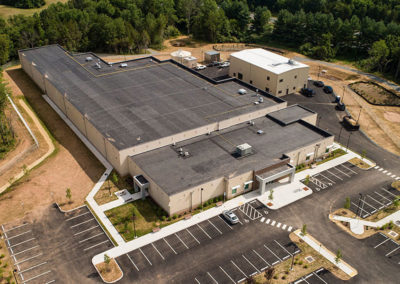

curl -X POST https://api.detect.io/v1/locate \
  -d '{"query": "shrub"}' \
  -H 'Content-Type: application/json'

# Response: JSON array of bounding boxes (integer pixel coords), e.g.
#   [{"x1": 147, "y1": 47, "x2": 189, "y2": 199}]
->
[
  {"x1": 172, "y1": 214, "x2": 178, "y2": 220},
  {"x1": 281, "y1": 275, "x2": 286, "y2": 280},
  {"x1": 0, "y1": 254, "x2": 4, "y2": 259},
  {"x1": 303, "y1": 264, "x2": 308, "y2": 268},
  {"x1": 273, "y1": 275, "x2": 278, "y2": 279},
  {"x1": 167, "y1": 217, "x2": 172, "y2": 221},
  {"x1": 213, "y1": 197, "x2": 218, "y2": 203},
  {"x1": 161, "y1": 216, "x2": 166, "y2": 221}
]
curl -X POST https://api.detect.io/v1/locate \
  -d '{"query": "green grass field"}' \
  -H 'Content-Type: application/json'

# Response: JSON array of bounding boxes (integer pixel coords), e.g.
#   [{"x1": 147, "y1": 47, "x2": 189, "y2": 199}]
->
[{"x1": 0, "y1": 0, "x2": 67, "y2": 18}]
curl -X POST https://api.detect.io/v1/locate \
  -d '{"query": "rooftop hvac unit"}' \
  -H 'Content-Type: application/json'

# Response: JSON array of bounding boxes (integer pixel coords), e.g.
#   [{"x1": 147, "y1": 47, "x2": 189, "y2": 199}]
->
[
  {"x1": 238, "y1": 89, "x2": 247, "y2": 95},
  {"x1": 258, "y1": 97, "x2": 264, "y2": 103},
  {"x1": 120, "y1": 63, "x2": 128, "y2": 68},
  {"x1": 257, "y1": 130, "x2": 264, "y2": 134},
  {"x1": 86, "y1": 57, "x2": 93, "y2": 62},
  {"x1": 236, "y1": 143, "x2": 252, "y2": 157},
  {"x1": 94, "y1": 62, "x2": 101, "y2": 69}
]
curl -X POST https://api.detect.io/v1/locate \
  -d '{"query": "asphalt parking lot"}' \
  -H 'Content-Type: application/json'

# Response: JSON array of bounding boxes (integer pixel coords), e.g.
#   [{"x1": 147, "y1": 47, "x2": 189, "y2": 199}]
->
[
  {"x1": 195, "y1": 65, "x2": 230, "y2": 81},
  {"x1": 364, "y1": 233, "x2": 400, "y2": 266},
  {"x1": 117, "y1": 200, "x2": 300, "y2": 283},
  {"x1": 292, "y1": 268, "x2": 342, "y2": 284},
  {"x1": 302, "y1": 162, "x2": 360, "y2": 192},
  {"x1": 1, "y1": 205, "x2": 113, "y2": 283}
]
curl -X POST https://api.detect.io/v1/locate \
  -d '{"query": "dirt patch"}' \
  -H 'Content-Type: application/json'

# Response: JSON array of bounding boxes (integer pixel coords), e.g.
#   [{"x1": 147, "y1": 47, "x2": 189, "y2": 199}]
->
[
  {"x1": 96, "y1": 258, "x2": 123, "y2": 283},
  {"x1": 348, "y1": 157, "x2": 372, "y2": 169},
  {"x1": 392, "y1": 180, "x2": 400, "y2": 191},
  {"x1": 0, "y1": 67, "x2": 104, "y2": 224},
  {"x1": 384, "y1": 111, "x2": 400, "y2": 122},
  {"x1": 349, "y1": 81, "x2": 400, "y2": 106}
]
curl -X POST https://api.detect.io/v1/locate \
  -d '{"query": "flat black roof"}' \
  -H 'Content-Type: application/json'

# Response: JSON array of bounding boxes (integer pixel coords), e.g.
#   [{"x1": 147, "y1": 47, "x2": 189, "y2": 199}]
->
[
  {"x1": 131, "y1": 116, "x2": 332, "y2": 196},
  {"x1": 267, "y1": 104, "x2": 315, "y2": 125},
  {"x1": 21, "y1": 45, "x2": 280, "y2": 150}
]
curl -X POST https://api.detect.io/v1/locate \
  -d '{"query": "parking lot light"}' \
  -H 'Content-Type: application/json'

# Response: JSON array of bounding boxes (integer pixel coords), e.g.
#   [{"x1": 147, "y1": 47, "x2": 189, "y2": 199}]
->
[
  {"x1": 131, "y1": 214, "x2": 137, "y2": 239},
  {"x1": 13, "y1": 269, "x2": 18, "y2": 284},
  {"x1": 201, "y1": 188, "x2": 204, "y2": 211}
]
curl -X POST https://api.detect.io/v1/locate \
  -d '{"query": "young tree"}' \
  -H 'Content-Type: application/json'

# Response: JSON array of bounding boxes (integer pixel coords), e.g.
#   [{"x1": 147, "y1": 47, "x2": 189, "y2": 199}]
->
[
  {"x1": 66, "y1": 188, "x2": 72, "y2": 203},
  {"x1": 335, "y1": 249, "x2": 342, "y2": 263},
  {"x1": 301, "y1": 224, "x2": 307, "y2": 236},
  {"x1": 264, "y1": 267, "x2": 275, "y2": 284},
  {"x1": 268, "y1": 189, "x2": 274, "y2": 200},
  {"x1": 344, "y1": 197, "x2": 351, "y2": 209},
  {"x1": 361, "y1": 150, "x2": 367, "y2": 160},
  {"x1": 104, "y1": 253, "x2": 111, "y2": 272}
]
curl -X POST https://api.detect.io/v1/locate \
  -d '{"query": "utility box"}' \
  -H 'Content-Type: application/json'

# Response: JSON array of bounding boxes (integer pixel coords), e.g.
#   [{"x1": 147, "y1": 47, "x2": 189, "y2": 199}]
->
[
  {"x1": 205, "y1": 50, "x2": 220, "y2": 63},
  {"x1": 236, "y1": 143, "x2": 252, "y2": 157},
  {"x1": 183, "y1": 56, "x2": 198, "y2": 68}
]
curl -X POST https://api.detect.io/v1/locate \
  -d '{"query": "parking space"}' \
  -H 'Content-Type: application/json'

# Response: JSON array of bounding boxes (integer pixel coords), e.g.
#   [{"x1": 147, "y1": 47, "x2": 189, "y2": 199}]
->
[
  {"x1": 366, "y1": 233, "x2": 400, "y2": 266},
  {"x1": 304, "y1": 162, "x2": 359, "y2": 192},
  {"x1": 1, "y1": 205, "x2": 114, "y2": 283},
  {"x1": 192, "y1": 237, "x2": 300, "y2": 284},
  {"x1": 349, "y1": 184, "x2": 399, "y2": 218},
  {"x1": 292, "y1": 268, "x2": 342, "y2": 284}
]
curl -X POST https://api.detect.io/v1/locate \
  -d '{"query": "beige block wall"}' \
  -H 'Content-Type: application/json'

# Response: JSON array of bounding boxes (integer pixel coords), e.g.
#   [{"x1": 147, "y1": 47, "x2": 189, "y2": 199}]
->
[
  {"x1": 19, "y1": 53, "x2": 33, "y2": 78},
  {"x1": 64, "y1": 99, "x2": 87, "y2": 136},
  {"x1": 45, "y1": 79, "x2": 66, "y2": 113},
  {"x1": 31, "y1": 65, "x2": 45, "y2": 92},
  {"x1": 276, "y1": 67, "x2": 309, "y2": 96},
  {"x1": 284, "y1": 136, "x2": 335, "y2": 166},
  {"x1": 85, "y1": 119, "x2": 107, "y2": 157},
  {"x1": 225, "y1": 171, "x2": 255, "y2": 199}
]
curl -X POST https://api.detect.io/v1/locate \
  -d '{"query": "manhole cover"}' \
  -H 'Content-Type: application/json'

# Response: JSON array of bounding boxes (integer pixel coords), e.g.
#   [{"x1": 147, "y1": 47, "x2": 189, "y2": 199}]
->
[
  {"x1": 388, "y1": 231, "x2": 399, "y2": 238},
  {"x1": 305, "y1": 256, "x2": 315, "y2": 263}
]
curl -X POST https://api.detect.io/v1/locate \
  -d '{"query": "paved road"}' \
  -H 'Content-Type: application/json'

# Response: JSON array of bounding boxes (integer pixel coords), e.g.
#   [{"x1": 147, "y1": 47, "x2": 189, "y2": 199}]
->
[{"x1": 293, "y1": 56, "x2": 400, "y2": 92}]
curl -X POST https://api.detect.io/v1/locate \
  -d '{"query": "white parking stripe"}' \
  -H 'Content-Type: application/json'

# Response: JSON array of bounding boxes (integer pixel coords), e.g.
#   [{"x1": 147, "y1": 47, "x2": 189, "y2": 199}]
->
[
  {"x1": 2, "y1": 223, "x2": 28, "y2": 233},
  {"x1": 264, "y1": 244, "x2": 281, "y2": 261},
  {"x1": 70, "y1": 218, "x2": 94, "y2": 228},
  {"x1": 282, "y1": 224, "x2": 287, "y2": 230},
  {"x1": 374, "y1": 237, "x2": 390, "y2": 248},
  {"x1": 340, "y1": 164, "x2": 357, "y2": 174},
  {"x1": 374, "y1": 166, "x2": 380, "y2": 169},
  {"x1": 313, "y1": 271, "x2": 328, "y2": 284},
  {"x1": 218, "y1": 216, "x2": 233, "y2": 230},
  {"x1": 361, "y1": 199, "x2": 378, "y2": 211},
  {"x1": 6, "y1": 230, "x2": 32, "y2": 240},
  {"x1": 10, "y1": 238, "x2": 35, "y2": 248},
  {"x1": 366, "y1": 195, "x2": 385, "y2": 207},
  {"x1": 23, "y1": 270, "x2": 51, "y2": 283},
  {"x1": 266, "y1": 219, "x2": 271, "y2": 224},
  {"x1": 382, "y1": 188, "x2": 398, "y2": 198},
  {"x1": 374, "y1": 191, "x2": 392, "y2": 204},
  {"x1": 288, "y1": 226, "x2": 292, "y2": 232},
  {"x1": 326, "y1": 170, "x2": 342, "y2": 180},
  {"x1": 391, "y1": 175, "x2": 396, "y2": 178},
  {"x1": 387, "y1": 172, "x2": 391, "y2": 175},
  {"x1": 253, "y1": 249, "x2": 270, "y2": 266},
  {"x1": 208, "y1": 220, "x2": 222, "y2": 235},
  {"x1": 385, "y1": 245, "x2": 400, "y2": 256},
  {"x1": 194, "y1": 277, "x2": 201, "y2": 284},
  {"x1": 231, "y1": 260, "x2": 247, "y2": 278},
  {"x1": 11, "y1": 245, "x2": 39, "y2": 257},
  {"x1": 396, "y1": 177, "x2": 400, "y2": 180},
  {"x1": 383, "y1": 170, "x2": 388, "y2": 173},
  {"x1": 65, "y1": 211, "x2": 90, "y2": 221},
  {"x1": 127, "y1": 254, "x2": 139, "y2": 271},
  {"x1": 271, "y1": 221, "x2": 276, "y2": 226},
  {"x1": 260, "y1": 217, "x2": 265, "y2": 222},
  {"x1": 186, "y1": 229, "x2": 200, "y2": 244},
  {"x1": 139, "y1": 248, "x2": 152, "y2": 266},
  {"x1": 152, "y1": 243, "x2": 165, "y2": 260},
  {"x1": 276, "y1": 223, "x2": 281, "y2": 228},
  {"x1": 207, "y1": 272, "x2": 218, "y2": 284},
  {"x1": 74, "y1": 225, "x2": 99, "y2": 236},
  {"x1": 319, "y1": 172, "x2": 336, "y2": 183},
  {"x1": 163, "y1": 238, "x2": 177, "y2": 254},
  {"x1": 197, "y1": 224, "x2": 212, "y2": 239},
  {"x1": 351, "y1": 202, "x2": 370, "y2": 216},
  {"x1": 274, "y1": 240, "x2": 292, "y2": 256},
  {"x1": 334, "y1": 166, "x2": 350, "y2": 177},
  {"x1": 14, "y1": 254, "x2": 42, "y2": 265},
  {"x1": 18, "y1": 261, "x2": 47, "y2": 274},
  {"x1": 219, "y1": 266, "x2": 235, "y2": 283},
  {"x1": 83, "y1": 240, "x2": 109, "y2": 251},
  {"x1": 378, "y1": 168, "x2": 383, "y2": 171},
  {"x1": 175, "y1": 233, "x2": 189, "y2": 249},
  {"x1": 243, "y1": 254, "x2": 259, "y2": 273},
  {"x1": 45, "y1": 280, "x2": 55, "y2": 284},
  {"x1": 78, "y1": 233, "x2": 104, "y2": 243}
]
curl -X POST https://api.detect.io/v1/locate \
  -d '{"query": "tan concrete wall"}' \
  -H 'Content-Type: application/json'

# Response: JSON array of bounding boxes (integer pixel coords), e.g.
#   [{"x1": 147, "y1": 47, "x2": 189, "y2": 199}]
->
[
  {"x1": 128, "y1": 158, "x2": 170, "y2": 214},
  {"x1": 225, "y1": 171, "x2": 255, "y2": 199},
  {"x1": 301, "y1": 113, "x2": 318, "y2": 126},
  {"x1": 31, "y1": 65, "x2": 45, "y2": 92},
  {"x1": 19, "y1": 53, "x2": 32, "y2": 78},
  {"x1": 45, "y1": 79, "x2": 66, "y2": 113},
  {"x1": 284, "y1": 136, "x2": 335, "y2": 166},
  {"x1": 64, "y1": 99, "x2": 87, "y2": 136},
  {"x1": 229, "y1": 56, "x2": 309, "y2": 96},
  {"x1": 85, "y1": 119, "x2": 107, "y2": 157}
]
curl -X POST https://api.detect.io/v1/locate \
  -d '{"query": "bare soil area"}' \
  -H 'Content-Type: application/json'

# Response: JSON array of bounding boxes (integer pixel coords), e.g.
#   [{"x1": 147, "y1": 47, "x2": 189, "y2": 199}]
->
[
  {"x1": 384, "y1": 111, "x2": 400, "y2": 123},
  {"x1": 96, "y1": 258, "x2": 123, "y2": 283},
  {"x1": 348, "y1": 157, "x2": 371, "y2": 169},
  {"x1": 0, "y1": 67, "x2": 104, "y2": 224},
  {"x1": 349, "y1": 81, "x2": 400, "y2": 106}
]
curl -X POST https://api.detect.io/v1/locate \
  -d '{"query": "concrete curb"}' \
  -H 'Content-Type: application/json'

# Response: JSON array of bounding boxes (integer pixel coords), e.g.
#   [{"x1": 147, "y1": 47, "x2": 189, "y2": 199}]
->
[{"x1": 93, "y1": 258, "x2": 124, "y2": 284}]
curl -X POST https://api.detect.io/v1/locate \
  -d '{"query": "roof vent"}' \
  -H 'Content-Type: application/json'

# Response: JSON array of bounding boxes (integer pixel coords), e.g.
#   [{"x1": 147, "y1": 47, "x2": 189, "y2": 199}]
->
[
  {"x1": 257, "y1": 130, "x2": 264, "y2": 134},
  {"x1": 86, "y1": 56, "x2": 93, "y2": 62},
  {"x1": 258, "y1": 97, "x2": 264, "y2": 103},
  {"x1": 120, "y1": 63, "x2": 128, "y2": 68},
  {"x1": 236, "y1": 143, "x2": 252, "y2": 157},
  {"x1": 94, "y1": 62, "x2": 101, "y2": 69},
  {"x1": 238, "y1": 88, "x2": 247, "y2": 95},
  {"x1": 254, "y1": 101, "x2": 259, "y2": 105},
  {"x1": 248, "y1": 121, "x2": 255, "y2": 126}
]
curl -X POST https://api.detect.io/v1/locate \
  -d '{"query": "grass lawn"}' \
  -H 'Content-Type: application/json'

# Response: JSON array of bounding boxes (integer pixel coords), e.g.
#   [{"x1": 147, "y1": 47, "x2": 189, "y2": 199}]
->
[
  {"x1": 105, "y1": 196, "x2": 223, "y2": 241},
  {"x1": 94, "y1": 170, "x2": 134, "y2": 205},
  {"x1": 0, "y1": 0, "x2": 67, "y2": 18},
  {"x1": 348, "y1": 157, "x2": 371, "y2": 169}
]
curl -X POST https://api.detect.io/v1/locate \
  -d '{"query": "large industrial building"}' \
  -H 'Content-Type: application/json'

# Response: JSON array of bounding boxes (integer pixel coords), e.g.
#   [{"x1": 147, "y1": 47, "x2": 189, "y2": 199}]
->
[
  {"x1": 19, "y1": 45, "x2": 333, "y2": 215},
  {"x1": 229, "y1": 48, "x2": 309, "y2": 97}
]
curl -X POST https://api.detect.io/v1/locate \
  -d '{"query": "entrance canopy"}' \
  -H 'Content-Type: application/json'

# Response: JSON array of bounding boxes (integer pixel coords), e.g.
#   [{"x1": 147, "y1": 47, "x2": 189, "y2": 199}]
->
[{"x1": 256, "y1": 164, "x2": 295, "y2": 195}]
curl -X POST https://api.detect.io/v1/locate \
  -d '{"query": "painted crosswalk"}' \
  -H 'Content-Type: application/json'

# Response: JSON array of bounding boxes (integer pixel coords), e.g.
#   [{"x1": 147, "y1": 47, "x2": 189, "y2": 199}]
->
[
  {"x1": 260, "y1": 218, "x2": 294, "y2": 232},
  {"x1": 374, "y1": 166, "x2": 399, "y2": 181}
]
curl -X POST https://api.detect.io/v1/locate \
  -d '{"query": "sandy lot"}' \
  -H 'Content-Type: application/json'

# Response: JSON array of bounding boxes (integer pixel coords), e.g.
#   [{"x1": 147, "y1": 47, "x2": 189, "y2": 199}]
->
[{"x1": 0, "y1": 67, "x2": 104, "y2": 224}]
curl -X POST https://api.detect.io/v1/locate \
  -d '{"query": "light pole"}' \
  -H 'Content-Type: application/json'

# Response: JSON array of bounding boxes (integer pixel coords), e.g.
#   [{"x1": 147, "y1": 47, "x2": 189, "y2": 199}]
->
[
  {"x1": 356, "y1": 193, "x2": 363, "y2": 218},
  {"x1": 317, "y1": 66, "x2": 321, "y2": 81},
  {"x1": 317, "y1": 115, "x2": 322, "y2": 127},
  {"x1": 290, "y1": 245, "x2": 296, "y2": 271},
  {"x1": 338, "y1": 125, "x2": 344, "y2": 144},
  {"x1": 131, "y1": 213, "x2": 137, "y2": 239},
  {"x1": 13, "y1": 269, "x2": 18, "y2": 284},
  {"x1": 356, "y1": 106, "x2": 363, "y2": 124},
  {"x1": 200, "y1": 188, "x2": 202, "y2": 211}
]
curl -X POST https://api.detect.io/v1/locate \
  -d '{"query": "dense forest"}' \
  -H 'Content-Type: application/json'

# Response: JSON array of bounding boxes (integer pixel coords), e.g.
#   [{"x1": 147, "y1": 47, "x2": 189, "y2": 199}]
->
[
  {"x1": 0, "y1": 0, "x2": 45, "y2": 9},
  {"x1": 0, "y1": 0, "x2": 399, "y2": 80}
]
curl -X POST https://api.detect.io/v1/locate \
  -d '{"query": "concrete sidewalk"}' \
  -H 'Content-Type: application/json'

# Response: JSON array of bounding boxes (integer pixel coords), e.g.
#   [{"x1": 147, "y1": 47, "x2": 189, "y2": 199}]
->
[
  {"x1": 295, "y1": 229, "x2": 358, "y2": 278},
  {"x1": 331, "y1": 210, "x2": 400, "y2": 235}
]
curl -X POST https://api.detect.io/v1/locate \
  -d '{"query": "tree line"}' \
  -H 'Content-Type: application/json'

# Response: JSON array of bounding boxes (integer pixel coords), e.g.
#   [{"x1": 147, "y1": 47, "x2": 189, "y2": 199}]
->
[{"x1": 0, "y1": 0, "x2": 45, "y2": 9}]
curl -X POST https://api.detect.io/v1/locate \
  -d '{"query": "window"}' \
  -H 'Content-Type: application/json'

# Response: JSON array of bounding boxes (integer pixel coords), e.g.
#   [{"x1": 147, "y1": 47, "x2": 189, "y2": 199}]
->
[
  {"x1": 267, "y1": 76, "x2": 270, "y2": 81},
  {"x1": 306, "y1": 155, "x2": 310, "y2": 161},
  {"x1": 278, "y1": 90, "x2": 282, "y2": 94},
  {"x1": 266, "y1": 88, "x2": 270, "y2": 92},
  {"x1": 232, "y1": 186, "x2": 239, "y2": 194},
  {"x1": 250, "y1": 80, "x2": 253, "y2": 84},
  {"x1": 244, "y1": 181, "x2": 253, "y2": 190},
  {"x1": 325, "y1": 147, "x2": 329, "y2": 153},
  {"x1": 293, "y1": 86, "x2": 296, "y2": 90},
  {"x1": 279, "y1": 79, "x2": 283, "y2": 83},
  {"x1": 238, "y1": 73, "x2": 243, "y2": 80},
  {"x1": 294, "y1": 75, "x2": 297, "y2": 79},
  {"x1": 233, "y1": 73, "x2": 236, "y2": 77}
]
